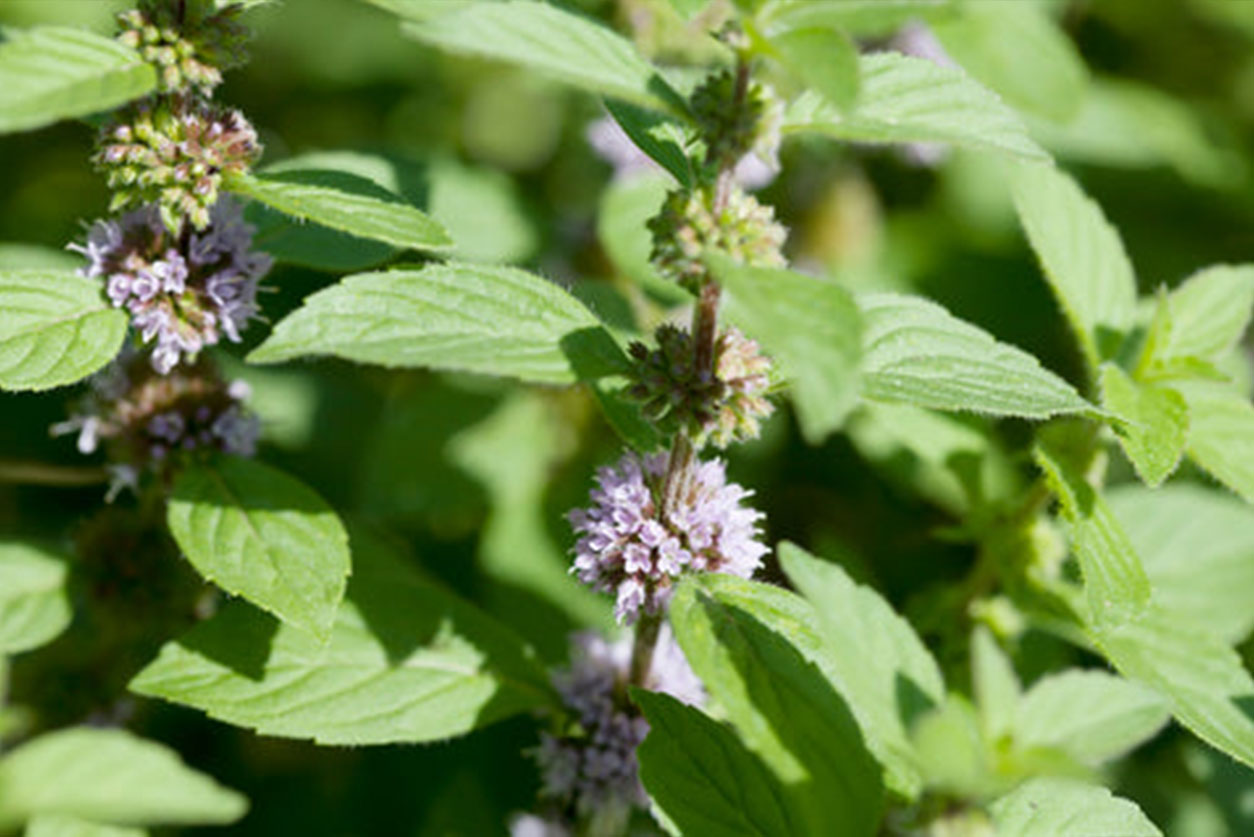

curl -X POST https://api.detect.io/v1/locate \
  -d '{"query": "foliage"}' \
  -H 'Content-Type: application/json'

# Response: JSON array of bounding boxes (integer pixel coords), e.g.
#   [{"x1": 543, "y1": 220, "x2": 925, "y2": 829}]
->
[{"x1": 2, "y1": 0, "x2": 1254, "y2": 834}]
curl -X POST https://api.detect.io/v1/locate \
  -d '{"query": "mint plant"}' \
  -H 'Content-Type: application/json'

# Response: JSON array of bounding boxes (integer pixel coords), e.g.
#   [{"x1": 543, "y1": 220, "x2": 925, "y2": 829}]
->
[{"x1": 2, "y1": 0, "x2": 1254, "y2": 835}]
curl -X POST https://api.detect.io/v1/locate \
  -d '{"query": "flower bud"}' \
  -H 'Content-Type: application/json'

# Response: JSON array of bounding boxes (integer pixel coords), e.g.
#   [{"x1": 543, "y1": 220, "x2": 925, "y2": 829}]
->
[
  {"x1": 648, "y1": 184, "x2": 786, "y2": 292},
  {"x1": 627, "y1": 325, "x2": 774, "y2": 447},
  {"x1": 116, "y1": 1, "x2": 251, "y2": 95},
  {"x1": 95, "y1": 97, "x2": 261, "y2": 233},
  {"x1": 53, "y1": 349, "x2": 260, "y2": 493}
]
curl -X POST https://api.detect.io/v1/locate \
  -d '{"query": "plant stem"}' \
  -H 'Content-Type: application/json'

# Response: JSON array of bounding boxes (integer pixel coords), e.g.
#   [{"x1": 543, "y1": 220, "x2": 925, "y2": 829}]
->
[
  {"x1": 634, "y1": 53, "x2": 753, "y2": 693},
  {"x1": 629, "y1": 611, "x2": 662, "y2": 688},
  {"x1": 0, "y1": 460, "x2": 109, "y2": 487}
]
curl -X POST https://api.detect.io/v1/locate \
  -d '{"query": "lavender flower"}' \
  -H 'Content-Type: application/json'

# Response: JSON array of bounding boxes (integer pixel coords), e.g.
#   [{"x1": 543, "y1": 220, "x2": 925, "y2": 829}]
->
[
  {"x1": 532, "y1": 630, "x2": 703, "y2": 821},
  {"x1": 568, "y1": 451, "x2": 768, "y2": 624},
  {"x1": 72, "y1": 199, "x2": 271, "y2": 374},
  {"x1": 53, "y1": 349, "x2": 260, "y2": 492}
]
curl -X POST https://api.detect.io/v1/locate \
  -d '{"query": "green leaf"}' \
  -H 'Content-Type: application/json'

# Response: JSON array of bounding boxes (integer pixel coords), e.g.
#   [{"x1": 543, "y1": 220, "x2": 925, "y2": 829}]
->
[
  {"x1": 1098, "y1": 605, "x2": 1254, "y2": 771},
  {"x1": 988, "y1": 777, "x2": 1161, "y2": 837},
  {"x1": 1109, "y1": 484, "x2": 1254, "y2": 643},
  {"x1": 130, "y1": 528, "x2": 554, "y2": 744},
  {"x1": 1037, "y1": 444, "x2": 1254, "y2": 770},
  {"x1": 597, "y1": 174, "x2": 688, "y2": 305},
  {"x1": 783, "y1": 52, "x2": 1049, "y2": 161},
  {"x1": 1174, "y1": 381, "x2": 1254, "y2": 505},
  {"x1": 0, "y1": 26, "x2": 156, "y2": 134},
  {"x1": 166, "y1": 457, "x2": 350, "y2": 639},
  {"x1": 670, "y1": 575, "x2": 884, "y2": 835},
  {"x1": 1011, "y1": 162, "x2": 1138, "y2": 373},
  {"x1": 0, "y1": 543, "x2": 71, "y2": 655},
  {"x1": 634, "y1": 690, "x2": 802, "y2": 837},
  {"x1": 760, "y1": 0, "x2": 953, "y2": 39},
  {"x1": 931, "y1": 2, "x2": 1088, "y2": 122},
  {"x1": 224, "y1": 170, "x2": 453, "y2": 253},
  {"x1": 0, "y1": 728, "x2": 246, "y2": 830},
  {"x1": 778, "y1": 543, "x2": 944, "y2": 800},
  {"x1": 25, "y1": 816, "x2": 146, "y2": 837},
  {"x1": 769, "y1": 27, "x2": 860, "y2": 112},
  {"x1": 0, "y1": 270, "x2": 128, "y2": 392},
  {"x1": 971, "y1": 626, "x2": 1020, "y2": 742},
  {"x1": 1027, "y1": 78, "x2": 1239, "y2": 188},
  {"x1": 1151, "y1": 265, "x2": 1254, "y2": 369},
  {"x1": 1099, "y1": 364, "x2": 1188, "y2": 487},
  {"x1": 909, "y1": 695, "x2": 994, "y2": 799},
  {"x1": 1033, "y1": 443, "x2": 1151, "y2": 624},
  {"x1": 248, "y1": 263, "x2": 627, "y2": 385},
  {"x1": 399, "y1": 0, "x2": 685, "y2": 115},
  {"x1": 708, "y1": 257, "x2": 863, "y2": 443},
  {"x1": 604, "y1": 100, "x2": 694, "y2": 187},
  {"x1": 1013, "y1": 670, "x2": 1168, "y2": 766},
  {"x1": 0, "y1": 244, "x2": 82, "y2": 271},
  {"x1": 859, "y1": 293, "x2": 1093, "y2": 419}
]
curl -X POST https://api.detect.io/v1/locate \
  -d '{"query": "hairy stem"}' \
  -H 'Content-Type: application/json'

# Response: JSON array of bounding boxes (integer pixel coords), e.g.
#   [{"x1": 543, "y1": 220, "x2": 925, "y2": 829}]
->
[{"x1": 636, "y1": 53, "x2": 752, "y2": 688}]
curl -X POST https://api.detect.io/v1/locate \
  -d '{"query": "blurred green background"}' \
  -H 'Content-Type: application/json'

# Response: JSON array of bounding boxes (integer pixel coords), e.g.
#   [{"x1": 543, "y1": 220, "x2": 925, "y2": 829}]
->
[{"x1": 2, "y1": 0, "x2": 1254, "y2": 833}]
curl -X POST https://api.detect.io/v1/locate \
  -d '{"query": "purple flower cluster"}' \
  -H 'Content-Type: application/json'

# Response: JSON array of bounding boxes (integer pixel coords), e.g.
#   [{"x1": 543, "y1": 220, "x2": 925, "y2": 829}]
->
[
  {"x1": 73, "y1": 199, "x2": 271, "y2": 374},
  {"x1": 568, "y1": 451, "x2": 767, "y2": 624},
  {"x1": 54, "y1": 349, "x2": 260, "y2": 494},
  {"x1": 533, "y1": 630, "x2": 703, "y2": 820}
]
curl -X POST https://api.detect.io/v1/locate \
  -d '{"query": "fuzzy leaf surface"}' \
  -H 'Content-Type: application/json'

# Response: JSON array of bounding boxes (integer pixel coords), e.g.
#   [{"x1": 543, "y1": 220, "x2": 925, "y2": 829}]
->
[
  {"x1": 1012, "y1": 162, "x2": 1138, "y2": 372},
  {"x1": 1013, "y1": 670, "x2": 1169, "y2": 766},
  {"x1": 989, "y1": 778, "x2": 1161, "y2": 836},
  {"x1": 784, "y1": 52, "x2": 1048, "y2": 160},
  {"x1": 770, "y1": 27, "x2": 859, "y2": 112},
  {"x1": 0, "y1": 27, "x2": 156, "y2": 134},
  {"x1": 1175, "y1": 382, "x2": 1254, "y2": 505},
  {"x1": 399, "y1": 0, "x2": 685, "y2": 115},
  {"x1": 25, "y1": 816, "x2": 146, "y2": 837},
  {"x1": 1152, "y1": 265, "x2": 1254, "y2": 365},
  {"x1": 1110, "y1": 484, "x2": 1254, "y2": 643},
  {"x1": 1038, "y1": 445, "x2": 1254, "y2": 769},
  {"x1": 0, "y1": 543, "x2": 71, "y2": 655},
  {"x1": 167, "y1": 457, "x2": 350, "y2": 639},
  {"x1": 670, "y1": 575, "x2": 884, "y2": 835},
  {"x1": 779, "y1": 543, "x2": 944, "y2": 800},
  {"x1": 0, "y1": 270, "x2": 128, "y2": 392},
  {"x1": 249, "y1": 263, "x2": 627, "y2": 384},
  {"x1": 858, "y1": 293, "x2": 1092, "y2": 419},
  {"x1": 225, "y1": 170, "x2": 452, "y2": 253},
  {"x1": 931, "y1": 1, "x2": 1088, "y2": 122},
  {"x1": 1100, "y1": 364, "x2": 1188, "y2": 486},
  {"x1": 709, "y1": 257, "x2": 863, "y2": 443},
  {"x1": 0, "y1": 728, "x2": 246, "y2": 830},
  {"x1": 635, "y1": 690, "x2": 802, "y2": 837},
  {"x1": 130, "y1": 530, "x2": 554, "y2": 744},
  {"x1": 760, "y1": 0, "x2": 952, "y2": 38}
]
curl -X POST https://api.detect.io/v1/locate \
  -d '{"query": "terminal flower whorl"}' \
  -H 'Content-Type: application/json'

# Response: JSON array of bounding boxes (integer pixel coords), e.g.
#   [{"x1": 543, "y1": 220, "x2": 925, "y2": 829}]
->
[
  {"x1": 74, "y1": 199, "x2": 271, "y2": 374},
  {"x1": 568, "y1": 451, "x2": 767, "y2": 625}
]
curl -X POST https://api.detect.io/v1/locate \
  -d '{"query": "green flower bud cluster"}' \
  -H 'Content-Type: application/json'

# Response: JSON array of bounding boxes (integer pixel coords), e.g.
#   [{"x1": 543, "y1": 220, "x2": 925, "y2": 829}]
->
[
  {"x1": 690, "y1": 69, "x2": 782, "y2": 170},
  {"x1": 94, "y1": 96, "x2": 261, "y2": 232},
  {"x1": 648, "y1": 185, "x2": 786, "y2": 292},
  {"x1": 627, "y1": 325, "x2": 774, "y2": 448},
  {"x1": 117, "y1": 1, "x2": 249, "y2": 94}
]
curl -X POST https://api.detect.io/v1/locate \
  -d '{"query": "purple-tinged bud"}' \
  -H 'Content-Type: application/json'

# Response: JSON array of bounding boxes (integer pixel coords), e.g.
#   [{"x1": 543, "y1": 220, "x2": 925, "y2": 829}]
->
[{"x1": 52, "y1": 349, "x2": 260, "y2": 493}]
